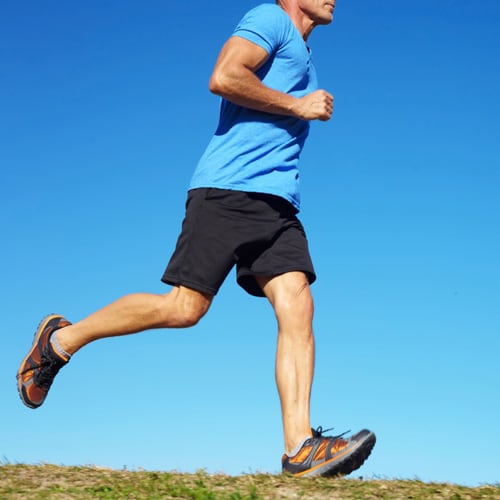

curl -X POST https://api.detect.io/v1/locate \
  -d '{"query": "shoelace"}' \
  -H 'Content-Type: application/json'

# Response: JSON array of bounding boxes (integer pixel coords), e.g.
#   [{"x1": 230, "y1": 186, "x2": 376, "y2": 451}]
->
[
  {"x1": 312, "y1": 426, "x2": 350, "y2": 440},
  {"x1": 35, "y1": 352, "x2": 64, "y2": 389}
]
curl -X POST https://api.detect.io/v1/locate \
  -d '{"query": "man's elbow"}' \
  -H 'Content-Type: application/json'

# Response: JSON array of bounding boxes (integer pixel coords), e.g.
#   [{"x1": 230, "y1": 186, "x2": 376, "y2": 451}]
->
[
  {"x1": 208, "y1": 74, "x2": 221, "y2": 95},
  {"x1": 208, "y1": 70, "x2": 232, "y2": 97}
]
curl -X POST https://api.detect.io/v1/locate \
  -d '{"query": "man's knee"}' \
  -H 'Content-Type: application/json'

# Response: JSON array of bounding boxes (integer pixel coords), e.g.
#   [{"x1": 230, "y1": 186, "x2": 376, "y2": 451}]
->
[
  {"x1": 279, "y1": 286, "x2": 314, "y2": 320},
  {"x1": 162, "y1": 286, "x2": 213, "y2": 328},
  {"x1": 266, "y1": 274, "x2": 314, "y2": 323},
  {"x1": 176, "y1": 300, "x2": 210, "y2": 328}
]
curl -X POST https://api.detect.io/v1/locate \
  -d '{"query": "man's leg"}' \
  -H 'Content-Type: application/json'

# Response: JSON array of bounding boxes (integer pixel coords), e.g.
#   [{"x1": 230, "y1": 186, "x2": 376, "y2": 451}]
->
[
  {"x1": 56, "y1": 285, "x2": 213, "y2": 355},
  {"x1": 17, "y1": 285, "x2": 212, "y2": 408},
  {"x1": 256, "y1": 271, "x2": 376, "y2": 477},
  {"x1": 256, "y1": 271, "x2": 314, "y2": 455}
]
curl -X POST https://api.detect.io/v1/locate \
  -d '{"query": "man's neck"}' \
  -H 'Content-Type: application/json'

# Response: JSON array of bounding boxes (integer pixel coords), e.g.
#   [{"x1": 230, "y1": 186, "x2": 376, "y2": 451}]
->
[{"x1": 277, "y1": 2, "x2": 316, "y2": 41}]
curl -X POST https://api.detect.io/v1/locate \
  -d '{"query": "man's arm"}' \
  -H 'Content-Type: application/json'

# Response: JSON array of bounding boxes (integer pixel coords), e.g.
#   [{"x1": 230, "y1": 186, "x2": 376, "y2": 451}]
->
[{"x1": 208, "y1": 36, "x2": 333, "y2": 121}]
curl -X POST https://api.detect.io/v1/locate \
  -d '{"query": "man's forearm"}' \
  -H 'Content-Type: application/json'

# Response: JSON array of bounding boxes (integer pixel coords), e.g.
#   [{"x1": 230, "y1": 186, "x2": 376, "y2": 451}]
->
[
  {"x1": 209, "y1": 66, "x2": 333, "y2": 122},
  {"x1": 209, "y1": 65, "x2": 300, "y2": 117}
]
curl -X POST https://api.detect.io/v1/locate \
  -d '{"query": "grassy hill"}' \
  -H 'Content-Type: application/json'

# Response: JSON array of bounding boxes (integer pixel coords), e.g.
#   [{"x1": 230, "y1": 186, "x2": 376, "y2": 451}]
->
[{"x1": 1, "y1": 464, "x2": 499, "y2": 499}]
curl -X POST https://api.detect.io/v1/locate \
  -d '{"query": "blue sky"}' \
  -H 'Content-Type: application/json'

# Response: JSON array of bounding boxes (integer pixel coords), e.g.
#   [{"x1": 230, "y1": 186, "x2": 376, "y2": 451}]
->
[{"x1": 1, "y1": 0, "x2": 499, "y2": 487}]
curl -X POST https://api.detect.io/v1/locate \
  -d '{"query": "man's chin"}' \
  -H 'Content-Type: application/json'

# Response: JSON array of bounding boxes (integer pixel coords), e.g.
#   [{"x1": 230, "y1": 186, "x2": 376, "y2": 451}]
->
[
  {"x1": 317, "y1": 16, "x2": 333, "y2": 25},
  {"x1": 317, "y1": 10, "x2": 334, "y2": 25}
]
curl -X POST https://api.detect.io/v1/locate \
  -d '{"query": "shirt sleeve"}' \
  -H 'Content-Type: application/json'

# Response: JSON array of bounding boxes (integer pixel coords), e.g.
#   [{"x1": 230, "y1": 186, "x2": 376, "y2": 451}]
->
[{"x1": 232, "y1": 4, "x2": 285, "y2": 55}]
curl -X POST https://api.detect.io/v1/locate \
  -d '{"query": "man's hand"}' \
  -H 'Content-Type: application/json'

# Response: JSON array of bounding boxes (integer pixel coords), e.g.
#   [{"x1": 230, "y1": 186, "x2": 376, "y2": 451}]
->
[{"x1": 294, "y1": 90, "x2": 334, "y2": 121}]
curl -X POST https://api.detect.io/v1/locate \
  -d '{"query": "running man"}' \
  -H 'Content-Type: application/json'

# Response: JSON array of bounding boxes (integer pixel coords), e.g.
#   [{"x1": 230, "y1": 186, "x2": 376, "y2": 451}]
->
[{"x1": 17, "y1": 0, "x2": 375, "y2": 477}]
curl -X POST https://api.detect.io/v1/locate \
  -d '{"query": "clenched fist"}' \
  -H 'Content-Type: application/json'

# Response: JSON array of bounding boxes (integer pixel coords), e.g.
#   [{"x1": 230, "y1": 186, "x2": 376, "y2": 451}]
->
[{"x1": 294, "y1": 90, "x2": 334, "y2": 121}]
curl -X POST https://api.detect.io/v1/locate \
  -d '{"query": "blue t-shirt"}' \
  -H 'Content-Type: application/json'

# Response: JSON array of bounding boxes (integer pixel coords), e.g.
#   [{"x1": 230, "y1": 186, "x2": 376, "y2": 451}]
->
[{"x1": 189, "y1": 3, "x2": 318, "y2": 211}]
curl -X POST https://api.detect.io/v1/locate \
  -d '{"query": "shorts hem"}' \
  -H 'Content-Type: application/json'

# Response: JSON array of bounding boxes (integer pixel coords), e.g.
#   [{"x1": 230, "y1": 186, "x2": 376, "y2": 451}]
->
[
  {"x1": 237, "y1": 267, "x2": 316, "y2": 297},
  {"x1": 161, "y1": 274, "x2": 218, "y2": 296}
]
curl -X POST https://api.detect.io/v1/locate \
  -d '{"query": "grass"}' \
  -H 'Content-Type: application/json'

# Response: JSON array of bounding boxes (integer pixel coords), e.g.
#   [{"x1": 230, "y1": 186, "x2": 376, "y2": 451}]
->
[{"x1": 0, "y1": 464, "x2": 499, "y2": 499}]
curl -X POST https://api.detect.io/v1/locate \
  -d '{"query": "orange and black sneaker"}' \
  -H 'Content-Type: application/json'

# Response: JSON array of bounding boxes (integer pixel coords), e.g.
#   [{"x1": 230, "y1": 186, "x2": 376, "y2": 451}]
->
[
  {"x1": 17, "y1": 314, "x2": 72, "y2": 409},
  {"x1": 282, "y1": 427, "x2": 376, "y2": 477}
]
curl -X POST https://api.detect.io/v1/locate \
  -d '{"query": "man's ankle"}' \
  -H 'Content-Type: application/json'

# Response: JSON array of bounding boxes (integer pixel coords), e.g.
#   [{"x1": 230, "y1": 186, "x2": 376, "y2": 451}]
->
[
  {"x1": 50, "y1": 329, "x2": 72, "y2": 360},
  {"x1": 287, "y1": 434, "x2": 312, "y2": 457}
]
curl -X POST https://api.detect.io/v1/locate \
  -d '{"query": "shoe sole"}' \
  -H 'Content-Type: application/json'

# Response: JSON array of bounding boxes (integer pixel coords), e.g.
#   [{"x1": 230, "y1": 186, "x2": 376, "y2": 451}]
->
[
  {"x1": 16, "y1": 314, "x2": 64, "y2": 408},
  {"x1": 295, "y1": 431, "x2": 376, "y2": 478}
]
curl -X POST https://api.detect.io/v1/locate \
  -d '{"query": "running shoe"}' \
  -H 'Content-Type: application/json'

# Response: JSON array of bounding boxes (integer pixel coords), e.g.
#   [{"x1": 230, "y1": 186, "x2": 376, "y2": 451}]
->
[
  {"x1": 282, "y1": 427, "x2": 376, "y2": 477},
  {"x1": 17, "y1": 314, "x2": 72, "y2": 409}
]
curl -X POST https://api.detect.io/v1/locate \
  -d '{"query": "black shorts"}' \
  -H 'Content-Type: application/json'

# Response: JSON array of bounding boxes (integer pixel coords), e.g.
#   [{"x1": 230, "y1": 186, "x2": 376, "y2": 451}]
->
[{"x1": 161, "y1": 188, "x2": 316, "y2": 297}]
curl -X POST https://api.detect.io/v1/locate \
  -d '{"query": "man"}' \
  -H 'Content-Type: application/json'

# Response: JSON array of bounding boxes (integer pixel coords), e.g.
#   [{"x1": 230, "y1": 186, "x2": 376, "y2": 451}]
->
[{"x1": 17, "y1": 0, "x2": 375, "y2": 477}]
